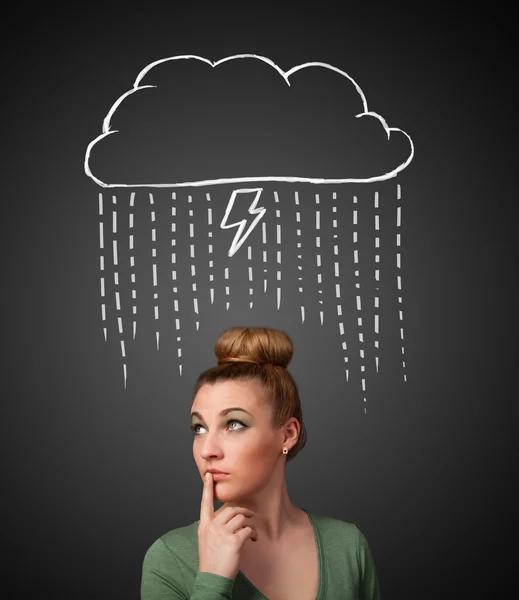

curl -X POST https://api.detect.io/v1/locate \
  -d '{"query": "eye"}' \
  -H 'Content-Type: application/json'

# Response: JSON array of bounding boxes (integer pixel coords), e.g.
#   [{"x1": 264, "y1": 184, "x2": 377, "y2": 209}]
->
[{"x1": 190, "y1": 419, "x2": 246, "y2": 436}]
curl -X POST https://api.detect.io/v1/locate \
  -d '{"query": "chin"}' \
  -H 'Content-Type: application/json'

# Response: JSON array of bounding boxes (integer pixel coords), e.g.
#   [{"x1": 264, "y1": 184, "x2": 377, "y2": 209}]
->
[
  {"x1": 213, "y1": 484, "x2": 229, "y2": 497},
  {"x1": 214, "y1": 484, "x2": 239, "y2": 502}
]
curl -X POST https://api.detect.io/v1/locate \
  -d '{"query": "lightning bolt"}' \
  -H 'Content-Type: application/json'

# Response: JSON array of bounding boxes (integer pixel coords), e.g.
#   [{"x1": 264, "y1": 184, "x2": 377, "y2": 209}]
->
[{"x1": 220, "y1": 188, "x2": 266, "y2": 257}]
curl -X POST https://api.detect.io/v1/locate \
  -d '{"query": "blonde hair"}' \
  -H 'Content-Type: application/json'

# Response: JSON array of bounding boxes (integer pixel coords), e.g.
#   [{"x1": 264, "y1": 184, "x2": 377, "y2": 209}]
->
[{"x1": 192, "y1": 326, "x2": 307, "y2": 463}]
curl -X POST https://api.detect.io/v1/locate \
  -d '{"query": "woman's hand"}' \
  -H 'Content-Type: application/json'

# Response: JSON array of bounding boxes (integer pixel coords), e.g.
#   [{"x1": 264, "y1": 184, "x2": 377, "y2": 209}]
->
[{"x1": 197, "y1": 472, "x2": 258, "y2": 581}]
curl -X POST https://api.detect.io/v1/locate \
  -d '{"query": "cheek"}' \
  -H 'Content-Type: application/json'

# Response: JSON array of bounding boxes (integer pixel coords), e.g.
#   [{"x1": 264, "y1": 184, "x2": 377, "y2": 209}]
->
[
  {"x1": 193, "y1": 446, "x2": 203, "y2": 468},
  {"x1": 235, "y1": 439, "x2": 276, "y2": 470}
]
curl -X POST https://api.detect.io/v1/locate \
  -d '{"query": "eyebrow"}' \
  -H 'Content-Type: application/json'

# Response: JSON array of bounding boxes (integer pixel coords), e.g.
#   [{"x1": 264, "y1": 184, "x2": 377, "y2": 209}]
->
[{"x1": 190, "y1": 407, "x2": 253, "y2": 421}]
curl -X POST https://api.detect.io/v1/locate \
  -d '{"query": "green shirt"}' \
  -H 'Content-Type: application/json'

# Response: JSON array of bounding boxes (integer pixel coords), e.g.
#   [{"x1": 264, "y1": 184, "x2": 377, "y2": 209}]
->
[{"x1": 141, "y1": 508, "x2": 381, "y2": 599}]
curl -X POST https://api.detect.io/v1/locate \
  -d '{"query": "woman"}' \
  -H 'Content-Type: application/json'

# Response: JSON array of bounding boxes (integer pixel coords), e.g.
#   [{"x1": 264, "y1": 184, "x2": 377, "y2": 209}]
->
[{"x1": 141, "y1": 326, "x2": 381, "y2": 599}]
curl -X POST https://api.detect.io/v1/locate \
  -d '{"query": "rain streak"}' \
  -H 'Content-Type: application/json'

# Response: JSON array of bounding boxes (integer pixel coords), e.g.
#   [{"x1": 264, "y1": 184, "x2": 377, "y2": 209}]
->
[{"x1": 96, "y1": 184, "x2": 407, "y2": 410}]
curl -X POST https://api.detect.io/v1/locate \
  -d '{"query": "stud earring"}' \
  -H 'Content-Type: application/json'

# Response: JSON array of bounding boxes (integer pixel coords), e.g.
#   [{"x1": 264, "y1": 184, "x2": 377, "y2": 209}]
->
[{"x1": 282, "y1": 447, "x2": 288, "y2": 455}]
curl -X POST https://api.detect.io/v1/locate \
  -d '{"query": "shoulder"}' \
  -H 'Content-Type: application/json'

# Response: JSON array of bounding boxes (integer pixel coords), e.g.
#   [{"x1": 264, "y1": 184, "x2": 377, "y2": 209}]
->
[
  {"x1": 307, "y1": 510, "x2": 373, "y2": 562},
  {"x1": 141, "y1": 522, "x2": 201, "y2": 598},
  {"x1": 308, "y1": 510, "x2": 362, "y2": 542},
  {"x1": 143, "y1": 520, "x2": 199, "y2": 563}
]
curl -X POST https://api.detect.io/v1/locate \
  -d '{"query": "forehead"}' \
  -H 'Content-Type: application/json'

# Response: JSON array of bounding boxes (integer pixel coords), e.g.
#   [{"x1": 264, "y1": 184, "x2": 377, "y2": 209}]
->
[{"x1": 191, "y1": 379, "x2": 266, "y2": 414}]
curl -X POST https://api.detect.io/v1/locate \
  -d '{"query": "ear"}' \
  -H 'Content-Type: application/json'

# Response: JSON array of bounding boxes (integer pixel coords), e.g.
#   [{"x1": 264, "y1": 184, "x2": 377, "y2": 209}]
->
[{"x1": 283, "y1": 417, "x2": 300, "y2": 446}]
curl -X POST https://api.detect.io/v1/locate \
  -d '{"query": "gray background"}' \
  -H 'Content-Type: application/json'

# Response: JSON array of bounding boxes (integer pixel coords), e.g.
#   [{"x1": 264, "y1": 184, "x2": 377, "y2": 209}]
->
[{"x1": 4, "y1": 3, "x2": 516, "y2": 599}]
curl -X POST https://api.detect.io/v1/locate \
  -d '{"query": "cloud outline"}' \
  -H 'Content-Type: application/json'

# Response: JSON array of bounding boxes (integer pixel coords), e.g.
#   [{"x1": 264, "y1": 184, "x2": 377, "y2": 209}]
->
[{"x1": 84, "y1": 53, "x2": 414, "y2": 187}]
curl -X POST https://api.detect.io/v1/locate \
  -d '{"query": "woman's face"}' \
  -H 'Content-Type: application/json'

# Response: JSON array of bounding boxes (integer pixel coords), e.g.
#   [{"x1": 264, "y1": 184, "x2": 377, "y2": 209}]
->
[{"x1": 191, "y1": 379, "x2": 282, "y2": 502}]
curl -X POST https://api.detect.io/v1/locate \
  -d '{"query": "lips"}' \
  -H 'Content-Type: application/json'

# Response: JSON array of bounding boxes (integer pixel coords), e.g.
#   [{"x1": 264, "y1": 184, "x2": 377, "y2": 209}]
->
[{"x1": 206, "y1": 469, "x2": 228, "y2": 475}]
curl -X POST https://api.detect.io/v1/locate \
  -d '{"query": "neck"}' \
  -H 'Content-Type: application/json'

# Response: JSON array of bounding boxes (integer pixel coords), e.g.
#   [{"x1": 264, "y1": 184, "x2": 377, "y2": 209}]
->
[{"x1": 219, "y1": 468, "x2": 302, "y2": 543}]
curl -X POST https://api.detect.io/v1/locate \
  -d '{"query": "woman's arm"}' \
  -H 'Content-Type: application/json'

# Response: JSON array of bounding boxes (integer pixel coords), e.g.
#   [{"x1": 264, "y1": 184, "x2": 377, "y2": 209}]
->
[
  {"x1": 141, "y1": 538, "x2": 234, "y2": 600},
  {"x1": 356, "y1": 526, "x2": 382, "y2": 600}
]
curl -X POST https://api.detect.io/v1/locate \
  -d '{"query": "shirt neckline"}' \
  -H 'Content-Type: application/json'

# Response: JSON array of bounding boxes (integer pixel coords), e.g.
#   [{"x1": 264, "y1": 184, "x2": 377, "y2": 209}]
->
[{"x1": 236, "y1": 507, "x2": 326, "y2": 600}]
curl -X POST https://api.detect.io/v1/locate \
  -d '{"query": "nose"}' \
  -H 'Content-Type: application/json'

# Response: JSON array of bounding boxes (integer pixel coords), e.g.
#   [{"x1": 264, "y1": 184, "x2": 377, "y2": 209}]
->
[{"x1": 197, "y1": 433, "x2": 225, "y2": 461}]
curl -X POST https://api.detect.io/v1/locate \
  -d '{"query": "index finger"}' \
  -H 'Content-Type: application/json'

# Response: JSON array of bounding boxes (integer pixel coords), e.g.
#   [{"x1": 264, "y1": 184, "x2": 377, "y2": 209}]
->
[{"x1": 200, "y1": 473, "x2": 215, "y2": 525}]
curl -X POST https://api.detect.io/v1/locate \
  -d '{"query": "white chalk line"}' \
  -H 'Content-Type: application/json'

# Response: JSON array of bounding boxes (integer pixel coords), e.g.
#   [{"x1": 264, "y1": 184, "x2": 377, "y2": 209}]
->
[
  {"x1": 171, "y1": 192, "x2": 182, "y2": 376},
  {"x1": 188, "y1": 194, "x2": 200, "y2": 330},
  {"x1": 112, "y1": 194, "x2": 127, "y2": 388},
  {"x1": 206, "y1": 192, "x2": 215, "y2": 306},
  {"x1": 274, "y1": 191, "x2": 282, "y2": 310},
  {"x1": 129, "y1": 192, "x2": 137, "y2": 341},
  {"x1": 171, "y1": 192, "x2": 183, "y2": 376},
  {"x1": 262, "y1": 220, "x2": 268, "y2": 294},
  {"x1": 353, "y1": 195, "x2": 368, "y2": 410},
  {"x1": 248, "y1": 244, "x2": 254, "y2": 309},
  {"x1": 315, "y1": 194, "x2": 324, "y2": 325},
  {"x1": 224, "y1": 265, "x2": 230, "y2": 310},
  {"x1": 294, "y1": 190, "x2": 305, "y2": 324},
  {"x1": 149, "y1": 193, "x2": 160, "y2": 350},
  {"x1": 396, "y1": 184, "x2": 407, "y2": 382},
  {"x1": 222, "y1": 195, "x2": 231, "y2": 311},
  {"x1": 332, "y1": 192, "x2": 349, "y2": 382},
  {"x1": 98, "y1": 193, "x2": 107, "y2": 342},
  {"x1": 374, "y1": 191, "x2": 380, "y2": 374}
]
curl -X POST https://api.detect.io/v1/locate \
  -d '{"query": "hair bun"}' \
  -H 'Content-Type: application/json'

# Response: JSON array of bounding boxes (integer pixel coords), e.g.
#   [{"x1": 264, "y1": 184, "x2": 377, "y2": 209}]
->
[{"x1": 215, "y1": 327, "x2": 293, "y2": 369}]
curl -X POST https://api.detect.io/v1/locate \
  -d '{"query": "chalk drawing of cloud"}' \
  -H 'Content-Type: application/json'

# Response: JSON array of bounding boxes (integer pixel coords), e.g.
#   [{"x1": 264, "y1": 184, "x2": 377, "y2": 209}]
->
[{"x1": 85, "y1": 54, "x2": 414, "y2": 187}]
